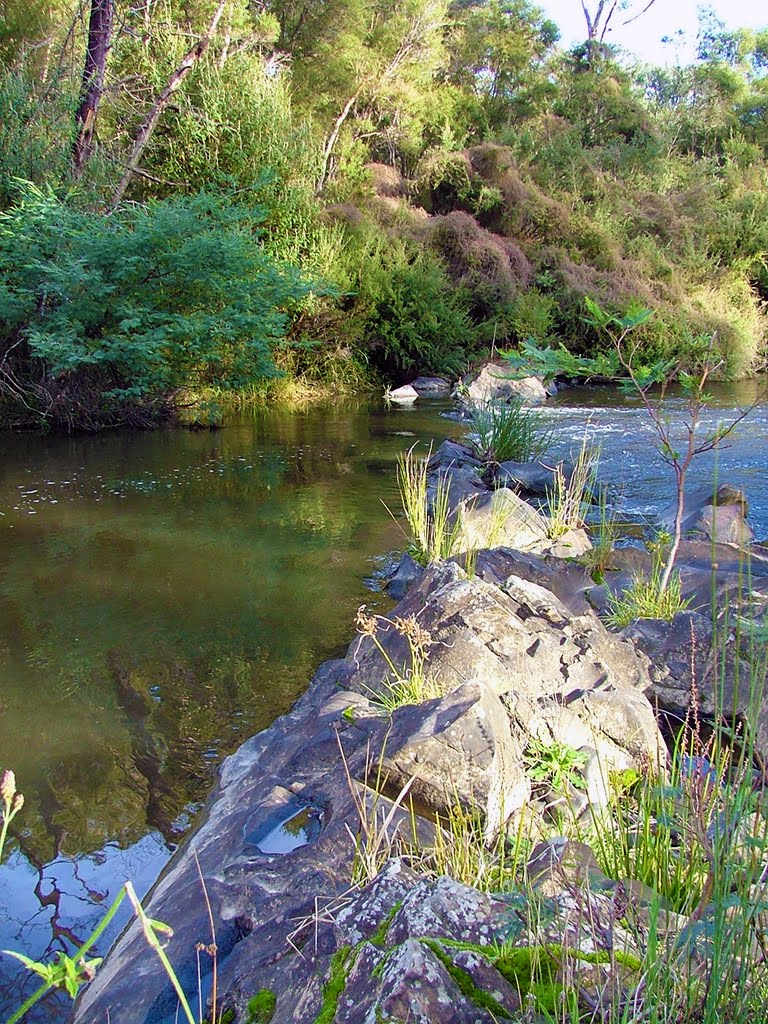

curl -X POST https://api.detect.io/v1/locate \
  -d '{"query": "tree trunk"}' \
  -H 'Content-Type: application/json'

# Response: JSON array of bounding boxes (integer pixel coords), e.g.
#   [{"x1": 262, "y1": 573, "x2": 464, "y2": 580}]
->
[
  {"x1": 110, "y1": 0, "x2": 228, "y2": 208},
  {"x1": 72, "y1": 0, "x2": 115, "y2": 173}
]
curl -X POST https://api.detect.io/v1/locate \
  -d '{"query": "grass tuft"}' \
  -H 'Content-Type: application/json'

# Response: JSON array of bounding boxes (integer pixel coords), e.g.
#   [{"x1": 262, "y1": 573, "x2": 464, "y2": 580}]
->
[{"x1": 468, "y1": 398, "x2": 552, "y2": 466}]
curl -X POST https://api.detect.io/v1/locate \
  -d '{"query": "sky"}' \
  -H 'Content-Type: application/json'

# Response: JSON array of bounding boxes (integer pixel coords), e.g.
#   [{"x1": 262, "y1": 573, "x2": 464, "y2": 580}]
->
[{"x1": 536, "y1": 1, "x2": 768, "y2": 64}]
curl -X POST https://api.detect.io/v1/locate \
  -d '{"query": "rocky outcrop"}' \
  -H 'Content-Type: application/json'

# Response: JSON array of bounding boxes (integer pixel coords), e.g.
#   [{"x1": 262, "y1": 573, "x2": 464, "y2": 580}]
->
[
  {"x1": 660, "y1": 482, "x2": 752, "y2": 545},
  {"x1": 74, "y1": 559, "x2": 665, "y2": 1024}
]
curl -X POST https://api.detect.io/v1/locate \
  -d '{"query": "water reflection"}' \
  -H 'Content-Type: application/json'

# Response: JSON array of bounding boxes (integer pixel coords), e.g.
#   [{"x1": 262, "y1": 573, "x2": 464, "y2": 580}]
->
[
  {"x1": 0, "y1": 386, "x2": 765, "y2": 1019},
  {"x1": 0, "y1": 400, "x2": 460, "y2": 1018}
]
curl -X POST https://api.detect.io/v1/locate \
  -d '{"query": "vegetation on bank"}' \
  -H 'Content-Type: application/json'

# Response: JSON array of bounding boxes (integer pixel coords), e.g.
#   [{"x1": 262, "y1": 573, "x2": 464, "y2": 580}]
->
[{"x1": 1, "y1": 0, "x2": 767, "y2": 428}]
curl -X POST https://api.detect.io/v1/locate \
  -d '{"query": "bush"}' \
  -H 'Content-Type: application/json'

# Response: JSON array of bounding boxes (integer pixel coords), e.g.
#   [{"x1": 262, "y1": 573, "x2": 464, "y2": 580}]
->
[
  {"x1": 0, "y1": 185, "x2": 312, "y2": 429},
  {"x1": 332, "y1": 223, "x2": 474, "y2": 379}
]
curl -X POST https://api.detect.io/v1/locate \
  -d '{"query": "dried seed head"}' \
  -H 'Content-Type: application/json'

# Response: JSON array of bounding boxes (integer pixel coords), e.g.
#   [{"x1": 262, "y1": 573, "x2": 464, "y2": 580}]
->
[
  {"x1": 393, "y1": 616, "x2": 433, "y2": 653},
  {"x1": 0, "y1": 770, "x2": 16, "y2": 806},
  {"x1": 355, "y1": 605, "x2": 379, "y2": 638}
]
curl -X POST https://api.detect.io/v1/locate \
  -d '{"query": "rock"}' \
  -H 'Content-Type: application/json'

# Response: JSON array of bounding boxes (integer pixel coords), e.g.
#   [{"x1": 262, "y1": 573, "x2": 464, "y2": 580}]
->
[
  {"x1": 386, "y1": 384, "x2": 419, "y2": 404},
  {"x1": 380, "y1": 682, "x2": 530, "y2": 836},
  {"x1": 625, "y1": 610, "x2": 768, "y2": 760},
  {"x1": 549, "y1": 527, "x2": 592, "y2": 559},
  {"x1": 351, "y1": 564, "x2": 666, "y2": 813},
  {"x1": 463, "y1": 363, "x2": 548, "y2": 406},
  {"x1": 409, "y1": 376, "x2": 452, "y2": 396},
  {"x1": 75, "y1": 558, "x2": 666, "y2": 1023},
  {"x1": 473, "y1": 547, "x2": 594, "y2": 616},
  {"x1": 454, "y1": 489, "x2": 551, "y2": 554},
  {"x1": 660, "y1": 482, "x2": 749, "y2": 538},
  {"x1": 694, "y1": 504, "x2": 753, "y2": 546},
  {"x1": 429, "y1": 461, "x2": 487, "y2": 512},
  {"x1": 340, "y1": 938, "x2": 492, "y2": 1024},
  {"x1": 496, "y1": 459, "x2": 575, "y2": 497},
  {"x1": 388, "y1": 551, "x2": 424, "y2": 600},
  {"x1": 427, "y1": 439, "x2": 487, "y2": 510},
  {"x1": 428, "y1": 438, "x2": 483, "y2": 472}
]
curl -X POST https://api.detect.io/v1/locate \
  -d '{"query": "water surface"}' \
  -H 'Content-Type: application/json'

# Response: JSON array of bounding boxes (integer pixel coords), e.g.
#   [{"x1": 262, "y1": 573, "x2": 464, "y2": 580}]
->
[{"x1": 0, "y1": 384, "x2": 765, "y2": 1020}]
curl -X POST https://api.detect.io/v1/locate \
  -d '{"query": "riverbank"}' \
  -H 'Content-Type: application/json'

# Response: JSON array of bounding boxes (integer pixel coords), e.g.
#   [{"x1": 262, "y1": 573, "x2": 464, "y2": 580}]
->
[{"x1": 70, "y1": 389, "x2": 768, "y2": 1024}]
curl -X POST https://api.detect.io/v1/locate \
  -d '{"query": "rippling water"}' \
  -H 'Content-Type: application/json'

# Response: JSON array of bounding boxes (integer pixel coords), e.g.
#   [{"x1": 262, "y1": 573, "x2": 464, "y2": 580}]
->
[{"x1": 0, "y1": 383, "x2": 764, "y2": 1020}]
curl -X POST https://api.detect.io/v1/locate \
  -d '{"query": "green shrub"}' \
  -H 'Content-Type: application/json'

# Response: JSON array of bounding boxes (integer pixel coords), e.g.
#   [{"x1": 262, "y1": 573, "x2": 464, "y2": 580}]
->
[
  {"x1": 0, "y1": 185, "x2": 312, "y2": 428},
  {"x1": 345, "y1": 232, "x2": 474, "y2": 378}
]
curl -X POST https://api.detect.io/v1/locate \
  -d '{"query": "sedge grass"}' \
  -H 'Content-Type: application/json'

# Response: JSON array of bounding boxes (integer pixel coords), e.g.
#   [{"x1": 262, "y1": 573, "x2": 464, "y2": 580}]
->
[
  {"x1": 392, "y1": 444, "x2": 462, "y2": 564},
  {"x1": 606, "y1": 564, "x2": 689, "y2": 628},
  {"x1": 546, "y1": 435, "x2": 598, "y2": 541},
  {"x1": 468, "y1": 398, "x2": 553, "y2": 466}
]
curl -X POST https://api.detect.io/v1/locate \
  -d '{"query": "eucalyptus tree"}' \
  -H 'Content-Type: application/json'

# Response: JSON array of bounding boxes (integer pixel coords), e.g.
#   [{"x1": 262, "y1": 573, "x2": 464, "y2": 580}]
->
[{"x1": 444, "y1": 0, "x2": 559, "y2": 128}]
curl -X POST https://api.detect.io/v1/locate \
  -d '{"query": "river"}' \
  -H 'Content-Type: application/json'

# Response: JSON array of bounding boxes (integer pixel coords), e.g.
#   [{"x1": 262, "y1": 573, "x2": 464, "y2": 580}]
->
[{"x1": 0, "y1": 382, "x2": 765, "y2": 1020}]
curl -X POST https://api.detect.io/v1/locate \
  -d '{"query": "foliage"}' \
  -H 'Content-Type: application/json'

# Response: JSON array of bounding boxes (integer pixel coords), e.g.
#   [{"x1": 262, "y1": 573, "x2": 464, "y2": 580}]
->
[
  {"x1": 393, "y1": 444, "x2": 463, "y2": 563},
  {"x1": 605, "y1": 529, "x2": 690, "y2": 627},
  {"x1": 581, "y1": 485, "x2": 620, "y2": 579},
  {"x1": 0, "y1": 186, "x2": 312, "y2": 428},
  {"x1": 523, "y1": 738, "x2": 589, "y2": 794},
  {"x1": 344, "y1": 230, "x2": 475, "y2": 378},
  {"x1": 468, "y1": 398, "x2": 552, "y2": 465}
]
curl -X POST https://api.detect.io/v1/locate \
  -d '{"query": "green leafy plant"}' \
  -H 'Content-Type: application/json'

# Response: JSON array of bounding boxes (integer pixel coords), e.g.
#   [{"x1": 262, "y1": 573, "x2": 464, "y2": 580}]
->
[
  {"x1": 0, "y1": 185, "x2": 314, "y2": 429},
  {"x1": 524, "y1": 738, "x2": 589, "y2": 794},
  {"x1": 468, "y1": 398, "x2": 552, "y2": 466}
]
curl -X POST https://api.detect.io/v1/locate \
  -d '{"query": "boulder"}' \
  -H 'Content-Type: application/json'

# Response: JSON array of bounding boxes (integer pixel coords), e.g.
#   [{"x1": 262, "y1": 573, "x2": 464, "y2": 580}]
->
[
  {"x1": 427, "y1": 439, "x2": 487, "y2": 510},
  {"x1": 386, "y1": 384, "x2": 419, "y2": 404},
  {"x1": 454, "y1": 488, "x2": 551, "y2": 553},
  {"x1": 352, "y1": 563, "x2": 657, "y2": 702},
  {"x1": 549, "y1": 527, "x2": 592, "y2": 559},
  {"x1": 380, "y1": 682, "x2": 530, "y2": 836},
  {"x1": 625, "y1": 610, "x2": 768, "y2": 761},
  {"x1": 660, "y1": 482, "x2": 750, "y2": 541},
  {"x1": 694, "y1": 504, "x2": 753, "y2": 546},
  {"x1": 496, "y1": 459, "x2": 575, "y2": 497},
  {"x1": 409, "y1": 376, "x2": 452, "y2": 396},
  {"x1": 463, "y1": 363, "x2": 548, "y2": 406},
  {"x1": 388, "y1": 550, "x2": 424, "y2": 600},
  {"x1": 428, "y1": 438, "x2": 483, "y2": 473},
  {"x1": 473, "y1": 546, "x2": 595, "y2": 615}
]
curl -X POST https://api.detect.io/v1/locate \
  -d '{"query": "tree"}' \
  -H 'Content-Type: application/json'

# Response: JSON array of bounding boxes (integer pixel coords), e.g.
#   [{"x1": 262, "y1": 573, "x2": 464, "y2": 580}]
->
[
  {"x1": 445, "y1": 0, "x2": 559, "y2": 128},
  {"x1": 73, "y1": 0, "x2": 115, "y2": 172},
  {"x1": 579, "y1": 0, "x2": 657, "y2": 45},
  {"x1": 110, "y1": 0, "x2": 228, "y2": 206}
]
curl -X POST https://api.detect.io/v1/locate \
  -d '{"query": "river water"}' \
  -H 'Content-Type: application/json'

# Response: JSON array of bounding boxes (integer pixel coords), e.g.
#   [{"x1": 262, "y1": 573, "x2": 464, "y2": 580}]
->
[{"x1": 0, "y1": 383, "x2": 765, "y2": 1020}]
